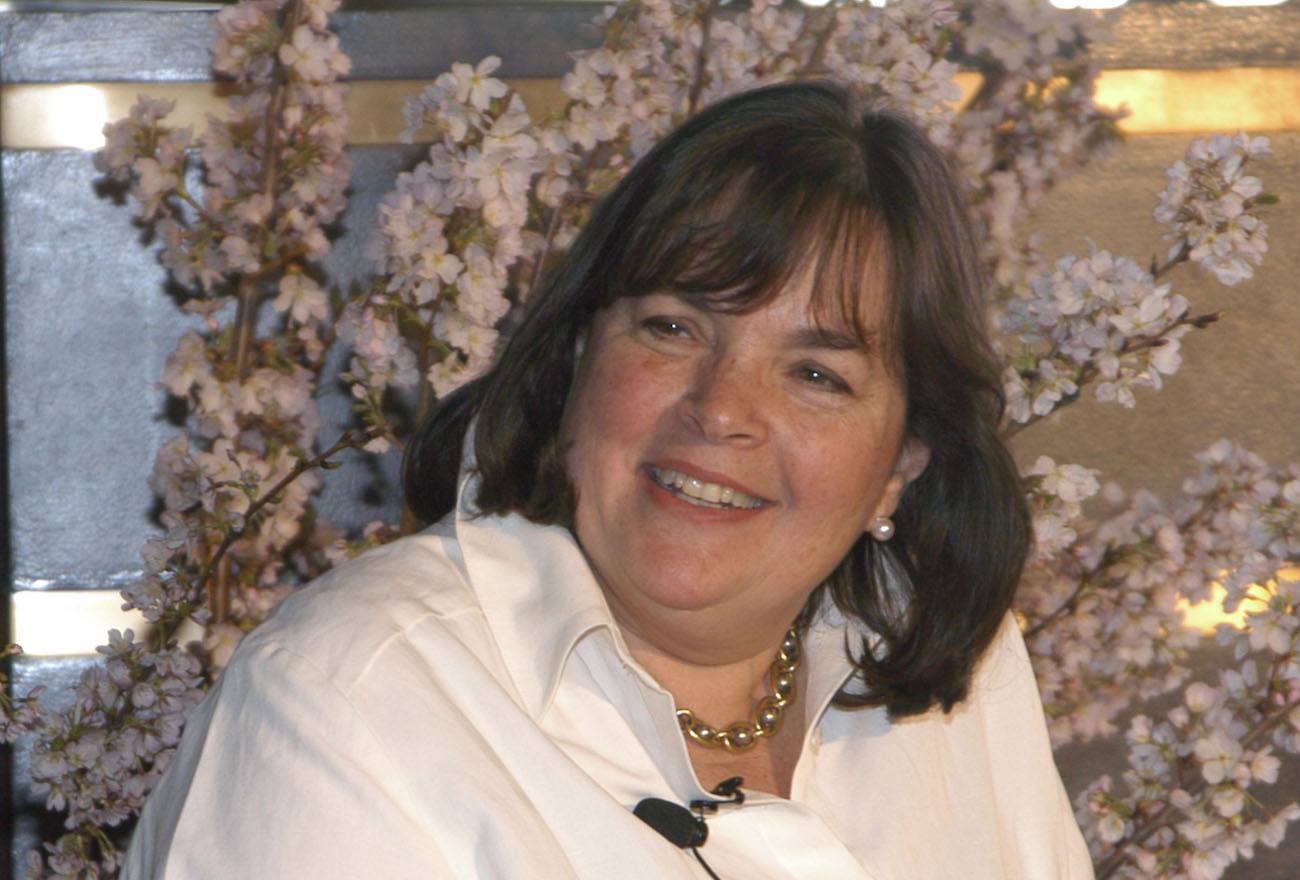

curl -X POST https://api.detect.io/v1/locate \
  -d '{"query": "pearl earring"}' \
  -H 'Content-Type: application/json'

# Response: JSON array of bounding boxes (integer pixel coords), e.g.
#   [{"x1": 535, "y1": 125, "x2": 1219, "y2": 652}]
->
[{"x1": 869, "y1": 516, "x2": 895, "y2": 542}]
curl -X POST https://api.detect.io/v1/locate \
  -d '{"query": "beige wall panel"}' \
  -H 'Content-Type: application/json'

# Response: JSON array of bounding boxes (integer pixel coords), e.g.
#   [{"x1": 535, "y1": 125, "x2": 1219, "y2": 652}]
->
[{"x1": 1015, "y1": 129, "x2": 1300, "y2": 497}]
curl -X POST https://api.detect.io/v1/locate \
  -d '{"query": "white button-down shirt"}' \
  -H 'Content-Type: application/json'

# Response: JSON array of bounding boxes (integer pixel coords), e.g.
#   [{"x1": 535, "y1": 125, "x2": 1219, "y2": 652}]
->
[{"x1": 124, "y1": 483, "x2": 1093, "y2": 880}]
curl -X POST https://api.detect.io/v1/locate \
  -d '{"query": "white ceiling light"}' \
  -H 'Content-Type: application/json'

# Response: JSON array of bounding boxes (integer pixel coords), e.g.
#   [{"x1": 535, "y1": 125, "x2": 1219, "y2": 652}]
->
[{"x1": 1050, "y1": 0, "x2": 1129, "y2": 8}]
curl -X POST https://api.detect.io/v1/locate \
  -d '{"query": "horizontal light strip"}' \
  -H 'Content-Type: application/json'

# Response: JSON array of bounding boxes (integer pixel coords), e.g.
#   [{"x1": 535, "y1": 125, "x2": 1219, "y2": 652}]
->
[
  {"x1": 6, "y1": 68, "x2": 1296, "y2": 151},
  {"x1": 0, "y1": 78, "x2": 572, "y2": 150},
  {"x1": 9, "y1": 590, "x2": 152, "y2": 656}
]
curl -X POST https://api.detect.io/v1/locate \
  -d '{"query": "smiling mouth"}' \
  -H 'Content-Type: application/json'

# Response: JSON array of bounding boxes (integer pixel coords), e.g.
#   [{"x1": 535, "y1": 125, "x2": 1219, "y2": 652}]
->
[{"x1": 648, "y1": 466, "x2": 765, "y2": 510}]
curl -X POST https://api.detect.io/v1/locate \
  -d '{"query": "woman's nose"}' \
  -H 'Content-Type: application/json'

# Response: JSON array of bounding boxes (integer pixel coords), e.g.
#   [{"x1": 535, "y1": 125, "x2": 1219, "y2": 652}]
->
[{"x1": 679, "y1": 355, "x2": 768, "y2": 445}]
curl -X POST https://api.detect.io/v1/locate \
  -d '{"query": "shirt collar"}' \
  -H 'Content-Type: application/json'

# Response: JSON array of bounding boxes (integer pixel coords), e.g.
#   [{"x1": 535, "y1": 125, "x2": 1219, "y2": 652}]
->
[
  {"x1": 453, "y1": 457, "x2": 623, "y2": 719},
  {"x1": 801, "y1": 600, "x2": 874, "y2": 732}
]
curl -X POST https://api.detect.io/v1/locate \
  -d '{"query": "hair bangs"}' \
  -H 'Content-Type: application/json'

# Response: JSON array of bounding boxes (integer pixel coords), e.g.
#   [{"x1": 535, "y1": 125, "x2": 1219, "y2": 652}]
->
[
  {"x1": 601, "y1": 162, "x2": 898, "y2": 362},
  {"x1": 793, "y1": 199, "x2": 900, "y2": 371}
]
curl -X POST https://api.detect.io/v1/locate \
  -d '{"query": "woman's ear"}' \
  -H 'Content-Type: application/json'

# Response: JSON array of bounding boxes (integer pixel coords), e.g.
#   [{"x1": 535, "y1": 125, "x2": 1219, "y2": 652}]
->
[
  {"x1": 560, "y1": 326, "x2": 593, "y2": 434},
  {"x1": 894, "y1": 435, "x2": 930, "y2": 484},
  {"x1": 871, "y1": 435, "x2": 931, "y2": 523}
]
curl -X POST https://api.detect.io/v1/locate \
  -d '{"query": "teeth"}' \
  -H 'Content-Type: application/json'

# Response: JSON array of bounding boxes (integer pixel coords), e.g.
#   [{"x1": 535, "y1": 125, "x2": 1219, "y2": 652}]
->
[{"x1": 651, "y1": 468, "x2": 762, "y2": 509}]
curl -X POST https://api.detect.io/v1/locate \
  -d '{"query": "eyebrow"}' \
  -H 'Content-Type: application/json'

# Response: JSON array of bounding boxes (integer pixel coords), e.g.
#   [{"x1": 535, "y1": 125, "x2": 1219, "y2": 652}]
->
[
  {"x1": 789, "y1": 325, "x2": 875, "y2": 353},
  {"x1": 667, "y1": 290, "x2": 877, "y2": 353}
]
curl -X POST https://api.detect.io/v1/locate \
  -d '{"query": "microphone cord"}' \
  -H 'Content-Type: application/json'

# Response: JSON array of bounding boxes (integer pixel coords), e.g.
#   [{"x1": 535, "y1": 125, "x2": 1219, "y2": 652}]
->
[{"x1": 691, "y1": 847, "x2": 722, "y2": 880}]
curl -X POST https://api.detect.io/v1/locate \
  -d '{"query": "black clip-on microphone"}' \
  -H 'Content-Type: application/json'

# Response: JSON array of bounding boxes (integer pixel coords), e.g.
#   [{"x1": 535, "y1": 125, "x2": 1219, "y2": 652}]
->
[{"x1": 633, "y1": 778, "x2": 745, "y2": 880}]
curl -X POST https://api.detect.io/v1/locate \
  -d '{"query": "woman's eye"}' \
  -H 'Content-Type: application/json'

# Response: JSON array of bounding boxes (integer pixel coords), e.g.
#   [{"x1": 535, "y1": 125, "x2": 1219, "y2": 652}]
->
[
  {"x1": 795, "y1": 364, "x2": 850, "y2": 393},
  {"x1": 642, "y1": 317, "x2": 692, "y2": 338}
]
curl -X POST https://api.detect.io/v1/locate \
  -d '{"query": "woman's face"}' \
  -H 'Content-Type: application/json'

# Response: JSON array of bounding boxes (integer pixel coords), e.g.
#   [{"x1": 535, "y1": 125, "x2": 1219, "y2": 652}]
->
[{"x1": 561, "y1": 264, "x2": 927, "y2": 657}]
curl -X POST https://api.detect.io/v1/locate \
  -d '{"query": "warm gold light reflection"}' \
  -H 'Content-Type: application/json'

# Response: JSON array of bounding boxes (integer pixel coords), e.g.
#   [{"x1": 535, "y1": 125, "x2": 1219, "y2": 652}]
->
[
  {"x1": 1097, "y1": 68, "x2": 1300, "y2": 134},
  {"x1": 9, "y1": 590, "x2": 208, "y2": 657},
  {"x1": 1178, "y1": 569, "x2": 1296, "y2": 634},
  {"x1": 1179, "y1": 583, "x2": 1251, "y2": 634}
]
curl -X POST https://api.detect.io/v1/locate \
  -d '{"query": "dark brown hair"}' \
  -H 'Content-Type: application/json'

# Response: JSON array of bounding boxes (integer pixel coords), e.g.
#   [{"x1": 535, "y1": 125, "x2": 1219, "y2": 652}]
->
[{"x1": 404, "y1": 80, "x2": 1029, "y2": 718}]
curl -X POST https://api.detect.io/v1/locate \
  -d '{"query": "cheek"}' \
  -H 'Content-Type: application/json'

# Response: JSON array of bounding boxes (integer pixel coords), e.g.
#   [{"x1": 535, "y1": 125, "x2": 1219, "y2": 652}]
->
[
  {"x1": 791, "y1": 427, "x2": 899, "y2": 524},
  {"x1": 564, "y1": 347, "x2": 675, "y2": 483}
]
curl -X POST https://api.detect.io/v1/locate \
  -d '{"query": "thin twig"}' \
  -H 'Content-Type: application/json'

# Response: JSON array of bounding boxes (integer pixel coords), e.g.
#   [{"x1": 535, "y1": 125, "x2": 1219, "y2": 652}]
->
[
  {"x1": 686, "y1": 0, "x2": 721, "y2": 117},
  {"x1": 802, "y1": 6, "x2": 839, "y2": 76},
  {"x1": 212, "y1": 557, "x2": 232, "y2": 624},
  {"x1": 1152, "y1": 241, "x2": 1191, "y2": 281},
  {"x1": 199, "y1": 428, "x2": 385, "y2": 593},
  {"x1": 1022, "y1": 568, "x2": 1100, "y2": 641},
  {"x1": 232, "y1": 275, "x2": 259, "y2": 379},
  {"x1": 1001, "y1": 311, "x2": 1220, "y2": 441},
  {"x1": 172, "y1": 182, "x2": 218, "y2": 229},
  {"x1": 526, "y1": 200, "x2": 566, "y2": 302}
]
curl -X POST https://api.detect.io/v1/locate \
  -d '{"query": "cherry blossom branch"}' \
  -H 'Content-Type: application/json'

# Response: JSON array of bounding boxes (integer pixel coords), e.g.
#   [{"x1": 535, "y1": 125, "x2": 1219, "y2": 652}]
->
[
  {"x1": 1001, "y1": 310, "x2": 1221, "y2": 441},
  {"x1": 1022, "y1": 559, "x2": 1105, "y2": 641},
  {"x1": 256, "y1": 0, "x2": 299, "y2": 204},
  {"x1": 199, "y1": 427, "x2": 385, "y2": 589},
  {"x1": 1095, "y1": 694, "x2": 1300, "y2": 879},
  {"x1": 1021, "y1": 456, "x2": 1250, "y2": 644}
]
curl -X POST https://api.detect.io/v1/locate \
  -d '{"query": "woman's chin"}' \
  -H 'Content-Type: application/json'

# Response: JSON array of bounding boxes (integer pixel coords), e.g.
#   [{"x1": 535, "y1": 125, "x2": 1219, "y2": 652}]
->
[{"x1": 599, "y1": 563, "x2": 750, "y2": 623}]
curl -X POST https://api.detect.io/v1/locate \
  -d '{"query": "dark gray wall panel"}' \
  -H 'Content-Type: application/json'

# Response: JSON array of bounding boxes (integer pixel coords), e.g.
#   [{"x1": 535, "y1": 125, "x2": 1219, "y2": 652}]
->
[
  {"x1": 0, "y1": 12, "x2": 217, "y2": 82},
  {"x1": 3, "y1": 146, "x2": 422, "y2": 592},
  {"x1": 7, "y1": 3, "x2": 1300, "y2": 87},
  {"x1": 334, "y1": 5, "x2": 605, "y2": 79},
  {"x1": 4, "y1": 149, "x2": 189, "y2": 589},
  {"x1": 0, "y1": 5, "x2": 605, "y2": 83}
]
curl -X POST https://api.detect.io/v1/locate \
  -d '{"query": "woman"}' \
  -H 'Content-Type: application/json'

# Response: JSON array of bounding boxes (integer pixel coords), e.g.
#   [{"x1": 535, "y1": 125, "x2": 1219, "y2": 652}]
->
[{"x1": 125, "y1": 81, "x2": 1092, "y2": 879}]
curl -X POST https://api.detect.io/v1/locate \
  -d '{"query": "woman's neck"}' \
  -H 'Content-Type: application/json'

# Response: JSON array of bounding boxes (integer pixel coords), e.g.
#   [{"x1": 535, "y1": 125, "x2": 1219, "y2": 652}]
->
[
  {"x1": 618, "y1": 621, "x2": 809, "y2": 799},
  {"x1": 619, "y1": 618, "x2": 786, "y2": 721}
]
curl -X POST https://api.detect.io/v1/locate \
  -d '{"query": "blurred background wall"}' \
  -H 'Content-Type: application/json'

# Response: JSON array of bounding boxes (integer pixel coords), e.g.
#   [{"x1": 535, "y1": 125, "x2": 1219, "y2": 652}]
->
[{"x1": 2, "y1": 1, "x2": 1299, "y2": 877}]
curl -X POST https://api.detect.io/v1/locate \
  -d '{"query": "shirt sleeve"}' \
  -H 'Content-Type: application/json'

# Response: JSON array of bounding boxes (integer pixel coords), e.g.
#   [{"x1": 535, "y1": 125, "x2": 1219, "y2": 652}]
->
[{"x1": 122, "y1": 639, "x2": 458, "y2": 880}]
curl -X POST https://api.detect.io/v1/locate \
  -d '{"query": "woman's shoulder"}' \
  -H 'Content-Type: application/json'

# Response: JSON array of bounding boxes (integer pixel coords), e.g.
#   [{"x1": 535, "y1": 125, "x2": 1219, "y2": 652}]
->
[
  {"x1": 233, "y1": 520, "x2": 485, "y2": 689},
  {"x1": 968, "y1": 611, "x2": 1036, "y2": 695}
]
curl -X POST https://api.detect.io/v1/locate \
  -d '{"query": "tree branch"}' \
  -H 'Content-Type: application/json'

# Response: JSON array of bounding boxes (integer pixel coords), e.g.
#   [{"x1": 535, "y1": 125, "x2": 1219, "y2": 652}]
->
[
  {"x1": 1022, "y1": 566, "x2": 1101, "y2": 640},
  {"x1": 1001, "y1": 311, "x2": 1220, "y2": 441},
  {"x1": 1095, "y1": 694, "x2": 1300, "y2": 879},
  {"x1": 686, "y1": 0, "x2": 721, "y2": 117},
  {"x1": 802, "y1": 7, "x2": 839, "y2": 76},
  {"x1": 198, "y1": 428, "x2": 385, "y2": 596}
]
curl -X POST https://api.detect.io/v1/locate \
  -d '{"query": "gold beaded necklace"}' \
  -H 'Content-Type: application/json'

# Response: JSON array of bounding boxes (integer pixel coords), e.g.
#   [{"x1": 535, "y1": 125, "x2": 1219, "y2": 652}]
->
[{"x1": 675, "y1": 627, "x2": 801, "y2": 754}]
